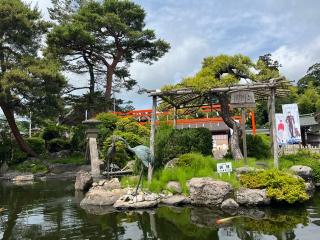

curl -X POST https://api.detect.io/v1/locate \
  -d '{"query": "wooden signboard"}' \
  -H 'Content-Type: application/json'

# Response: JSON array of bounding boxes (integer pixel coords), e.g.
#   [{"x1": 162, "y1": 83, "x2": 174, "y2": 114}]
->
[{"x1": 230, "y1": 90, "x2": 256, "y2": 109}]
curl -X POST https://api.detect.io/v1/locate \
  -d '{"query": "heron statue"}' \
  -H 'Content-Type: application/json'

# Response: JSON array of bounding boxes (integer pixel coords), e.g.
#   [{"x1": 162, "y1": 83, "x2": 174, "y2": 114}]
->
[
  {"x1": 115, "y1": 136, "x2": 153, "y2": 195},
  {"x1": 105, "y1": 136, "x2": 117, "y2": 179}
]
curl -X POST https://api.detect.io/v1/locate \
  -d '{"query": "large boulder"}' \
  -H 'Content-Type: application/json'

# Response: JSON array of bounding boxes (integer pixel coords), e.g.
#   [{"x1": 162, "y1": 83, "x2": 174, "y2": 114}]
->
[
  {"x1": 305, "y1": 181, "x2": 315, "y2": 197},
  {"x1": 235, "y1": 167, "x2": 255, "y2": 175},
  {"x1": 75, "y1": 171, "x2": 93, "y2": 191},
  {"x1": 188, "y1": 177, "x2": 232, "y2": 206},
  {"x1": 161, "y1": 195, "x2": 189, "y2": 206},
  {"x1": 80, "y1": 187, "x2": 125, "y2": 206},
  {"x1": 221, "y1": 198, "x2": 239, "y2": 209},
  {"x1": 12, "y1": 174, "x2": 34, "y2": 182},
  {"x1": 289, "y1": 165, "x2": 313, "y2": 181},
  {"x1": 166, "y1": 181, "x2": 182, "y2": 194},
  {"x1": 235, "y1": 188, "x2": 270, "y2": 205}
]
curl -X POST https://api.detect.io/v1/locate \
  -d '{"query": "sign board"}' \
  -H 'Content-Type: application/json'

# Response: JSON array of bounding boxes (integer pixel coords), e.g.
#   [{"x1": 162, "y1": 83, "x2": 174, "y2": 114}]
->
[
  {"x1": 282, "y1": 104, "x2": 301, "y2": 144},
  {"x1": 275, "y1": 113, "x2": 287, "y2": 145},
  {"x1": 230, "y1": 90, "x2": 256, "y2": 109},
  {"x1": 217, "y1": 162, "x2": 232, "y2": 174}
]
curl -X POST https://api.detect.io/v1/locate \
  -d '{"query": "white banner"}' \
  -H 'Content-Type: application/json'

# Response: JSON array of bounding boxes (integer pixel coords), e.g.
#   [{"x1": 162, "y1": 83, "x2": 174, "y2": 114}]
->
[
  {"x1": 282, "y1": 104, "x2": 301, "y2": 144},
  {"x1": 275, "y1": 113, "x2": 287, "y2": 145}
]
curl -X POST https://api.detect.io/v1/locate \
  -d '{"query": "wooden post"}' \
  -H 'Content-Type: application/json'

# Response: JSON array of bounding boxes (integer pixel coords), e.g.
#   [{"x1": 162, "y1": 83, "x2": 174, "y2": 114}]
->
[
  {"x1": 241, "y1": 108, "x2": 247, "y2": 164},
  {"x1": 149, "y1": 95, "x2": 157, "y2": 183},
  {"x1": 269, "y1": 88, "x2": 278, "y2": 168},
  {"x1": 173, "y1": 106, "x2": 177, "y2": 129},
  {"x1": 251, "y1": 111, "x2": 256, "y2": 136}
]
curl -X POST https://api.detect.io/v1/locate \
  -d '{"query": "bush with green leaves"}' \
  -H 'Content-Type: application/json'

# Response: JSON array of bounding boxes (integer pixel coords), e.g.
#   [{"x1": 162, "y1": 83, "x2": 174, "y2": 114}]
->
[
  {"x1": 14, "y1": 159, "x2": 48, "y2": 173},
  {"x1": 26, "y1": 137, "x2": 45, "y2": 155},
  {"x1": 70, "y1": 125, "x2": 86, "y2": 152},
  {"x1": 47, "y1": 138, "x2": 71, "y2": 152},
  {"x1": 280, "y1": 150, "x2": 320, "y2": 182},
  {"x1": 155, "y1": 125, "x2": 212, "y2": 166},
  {"x1": 42, "y1": 124, "x2": 68, "y2": 142},
  {"x1": 240, "y1": 169, "x2": 309, "y2": 204},
  {"x1": 242, "y1": 134, "x2": 271, "y2": 159}
]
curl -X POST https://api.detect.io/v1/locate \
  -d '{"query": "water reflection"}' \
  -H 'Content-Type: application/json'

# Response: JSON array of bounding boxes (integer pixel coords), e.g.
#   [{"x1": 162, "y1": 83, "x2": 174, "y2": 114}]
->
[{"x1": 0, "y1": 180, "x2": 320, "y2": 240}]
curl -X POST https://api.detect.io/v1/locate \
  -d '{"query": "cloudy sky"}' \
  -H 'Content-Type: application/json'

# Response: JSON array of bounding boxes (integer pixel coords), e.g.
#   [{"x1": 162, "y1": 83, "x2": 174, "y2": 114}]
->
[{"x1": 27, "y1": 0, "x2": 320, "y2": 109}]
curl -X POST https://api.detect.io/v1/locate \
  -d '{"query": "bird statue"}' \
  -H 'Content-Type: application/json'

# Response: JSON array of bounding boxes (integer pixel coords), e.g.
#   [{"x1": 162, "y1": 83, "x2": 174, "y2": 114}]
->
[
  {"x1": 115, "y1": 136, "x2": 153, "y2": 195},
  {"x1": 105, "y1": 136, "x2": 117, "y2": 179}
]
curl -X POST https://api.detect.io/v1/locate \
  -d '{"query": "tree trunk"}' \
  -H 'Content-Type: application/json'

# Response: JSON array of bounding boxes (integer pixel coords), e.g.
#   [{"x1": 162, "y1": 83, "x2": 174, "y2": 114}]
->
[
  {"x1": 0, "y1": 102, "x2": 37, "y2": 157},
  {"x1": 82, "y1": 53, "x2": 95, "y2": 118},
  {"x1": 217, "y1": 93, "x2": 243, "y2": 160},
  {"x1": 105, "y1": 67, "x2": 114, "y2": 111}
]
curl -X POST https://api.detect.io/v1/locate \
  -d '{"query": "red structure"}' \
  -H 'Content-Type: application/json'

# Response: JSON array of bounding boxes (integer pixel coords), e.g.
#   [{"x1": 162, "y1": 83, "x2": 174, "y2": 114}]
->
[{"x1": 114, "y1": 104, "x2": 256, "y2": 135}]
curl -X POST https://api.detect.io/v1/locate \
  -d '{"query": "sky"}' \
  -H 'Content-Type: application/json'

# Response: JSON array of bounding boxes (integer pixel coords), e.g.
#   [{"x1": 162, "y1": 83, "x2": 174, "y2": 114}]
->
[{"x1": 27, "y1": 0, "x2": 320, "y2": 109}]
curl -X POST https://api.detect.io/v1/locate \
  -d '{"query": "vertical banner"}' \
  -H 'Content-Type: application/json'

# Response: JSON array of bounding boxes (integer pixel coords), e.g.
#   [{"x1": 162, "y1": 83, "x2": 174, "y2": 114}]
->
[
  {"x1": 282, "y1": 104, "x2": 301, "y2": 144},
  {"x1": 275, "y1": 113, "x2": 286, "y2": 145}
]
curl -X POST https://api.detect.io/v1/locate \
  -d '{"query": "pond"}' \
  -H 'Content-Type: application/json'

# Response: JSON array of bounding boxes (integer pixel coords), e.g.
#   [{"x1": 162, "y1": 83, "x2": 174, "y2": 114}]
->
[{"x1": 0, "y1": 180, "x2": 320, "y2": 240}]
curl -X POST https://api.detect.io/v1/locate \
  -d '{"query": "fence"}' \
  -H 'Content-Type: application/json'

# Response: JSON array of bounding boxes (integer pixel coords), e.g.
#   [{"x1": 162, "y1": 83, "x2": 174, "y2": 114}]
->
[{"x1": 282, "y1": 144, "x2": 320, "y2": 155}]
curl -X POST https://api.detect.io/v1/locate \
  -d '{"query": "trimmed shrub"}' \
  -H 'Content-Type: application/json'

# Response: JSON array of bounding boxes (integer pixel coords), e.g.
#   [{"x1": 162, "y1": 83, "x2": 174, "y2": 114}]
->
[
  {"x1": 70, "y1": 125, "x2": 86, "y2": 152},
  {"x1": 42, "y1": 124, "x2": 68, "y2": 142},
  {"x1": 155, "y1": 126, "x2": 212, "y2": 166},
  {"x1": 240, "y1": 169, "x2": 309, "y2": 204},
  {"x1": 241, "y1": 134, "x2": 271, "y2": 159},
  {"x1": 26, "y1": 137, "x2": 45, "y2": 155},
  {"x1": 47, "y1": 138, "x2": 71, "y2": 152}
]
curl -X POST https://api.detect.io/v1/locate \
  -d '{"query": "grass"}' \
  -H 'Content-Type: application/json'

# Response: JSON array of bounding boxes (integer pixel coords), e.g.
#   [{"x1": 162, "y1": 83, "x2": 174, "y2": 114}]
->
[
  {"x1": 121, "y1": 152, "x2": 273, "y2": 194},
  {"x1": 47, "y1": 153, "x2": 86, "y2": 165}
]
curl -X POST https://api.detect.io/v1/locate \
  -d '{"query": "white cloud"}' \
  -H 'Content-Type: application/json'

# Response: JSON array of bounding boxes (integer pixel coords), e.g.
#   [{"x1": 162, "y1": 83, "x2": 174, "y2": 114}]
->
[{"x1": 272, "y1": 36, "x2": 320, "y2": 81}]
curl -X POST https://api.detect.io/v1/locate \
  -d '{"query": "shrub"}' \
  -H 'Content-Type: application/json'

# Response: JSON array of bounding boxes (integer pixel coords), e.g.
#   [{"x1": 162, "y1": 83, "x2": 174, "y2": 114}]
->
[
  {"x1": 241, "y1": 134, "x2": 271, "y2": 159},
  {"x1": 42, "y1": 124, "x2": 68, "y2": 142},
  {"x1": 96, "y1": 112, "x2": 118, "y2": 130},
  {"x1": 14, "y1": 159, "x2": 48, "y2": 173},
  {"x1": 280, "y1": 150, "x2": 320, "y2": 182},
  {"x1": 26, "y1": 137, "x2": 45, "y2": 155},
  {"x1": 240, "y1": 169, "x2": 309, "y2": 204},
  {"x1": 70, "y1": 125, "x2": 86, "y2": 152},
  {"x1": 47, "y1": 138, "x2": 71, "y2": 152},
  {"x1": 116, "y1": 117, "x2": 150, "y2": 137},
  {"x1": 155, "y1": 126, "x2": 213, "y2": 166},
  {"x1": 102, "y1": 137, "x2": 129, "y2": 168}
]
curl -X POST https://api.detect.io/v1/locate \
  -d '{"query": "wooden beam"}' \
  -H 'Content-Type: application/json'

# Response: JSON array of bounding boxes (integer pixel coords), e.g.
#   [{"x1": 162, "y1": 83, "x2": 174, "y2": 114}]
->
[
  {"x1": 173, "y1": 106, "x2": 177, "y2": 129},
  {"x1": 242, "y1": 108, "x2": 247, "y2": 164},
  {"x1": 149, "y1": 95, "x2": 157, "y2": 182}
]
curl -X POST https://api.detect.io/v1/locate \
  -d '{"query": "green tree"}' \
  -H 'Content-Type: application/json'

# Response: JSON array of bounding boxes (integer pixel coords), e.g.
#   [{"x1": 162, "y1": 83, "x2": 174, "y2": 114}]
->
[
  {"x1": 297, "y1": 84, "x2": 320, "y2": 114},
  {"x1": 297, "y1": 63, "x2": 320, "y2": 93},
  {"x1": 47, "y1": 0, "x2": 170, "y2": 110},
  {"x1": 0, "y1": 0, "x2": 66, "y2": 156}
]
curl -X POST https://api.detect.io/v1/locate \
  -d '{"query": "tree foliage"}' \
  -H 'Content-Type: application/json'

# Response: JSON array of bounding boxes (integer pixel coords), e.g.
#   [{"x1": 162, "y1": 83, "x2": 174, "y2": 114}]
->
[
  {"x1": 47, "y1": 0, "x2": 170, "y2": 107},
  {"x1": 0, "y1": 0, "x2": 66, "y2": 156}
]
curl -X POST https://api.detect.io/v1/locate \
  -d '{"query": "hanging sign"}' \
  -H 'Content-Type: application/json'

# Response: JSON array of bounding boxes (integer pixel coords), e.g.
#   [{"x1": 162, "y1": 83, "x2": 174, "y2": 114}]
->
[{"x1": 230, "y1": 90, "x2": 256, "y2": 109}]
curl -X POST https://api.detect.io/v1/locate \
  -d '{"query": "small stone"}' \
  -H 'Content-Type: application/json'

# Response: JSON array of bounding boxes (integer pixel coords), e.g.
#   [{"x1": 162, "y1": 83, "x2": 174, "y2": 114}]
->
[
  {"x1": 136, "y1": 194, "x2": 144, "y2": 202},
  {"x1": 221, "y1": 198, "x2": 239, "y2": 209},
  {"x1": 166, "y1": 181, "x2": 182, "y2": 194},
  {"x1": 145, "y1": 193, "x2": 159, "y2": 201},
  {"x1": 92, "y1": 182, "x2": 98, "y2": 187},
  {"x1": 235, "y1": 188, "x2": 270, "y2": 205},
  {"x1": 161, "y1": 195, "x2": 188, "y2": 206}
]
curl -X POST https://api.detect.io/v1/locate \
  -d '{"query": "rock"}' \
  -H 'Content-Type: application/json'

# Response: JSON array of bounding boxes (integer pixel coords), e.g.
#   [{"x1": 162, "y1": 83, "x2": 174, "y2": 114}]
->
[
  {"x1": 315, "y1": 182, "x2": 320, "y2": 187},
  {"x1": 0, "y1": 162, "x2": 8, "y2": 174},
  {"x1": 161, "y1": 195, "x2": 189, "y2": 206},
  {"x1": 188, "y1": 177, "x2": 232, "y2": 206},
  {"x1": 102, "y1": 178, "x2": 121, "y2": 191},
  {"x1": 164, "y1": 158, "x2": 179, "y2": 169},
  {"x1": 221, "y1": 198, "x2": 239, "y2": 209},
  {"x1": 289, "y1": 165, "x2": 313, "y2": 181},
  {"x1": 75, "y1": 171, "x2": 93, "y2": 191},
  {"x1": 12, "y1": 174, "x2": 34, "y2": 182},
  {"x1": 166, "y1": 181, "x2": 182, "y2": 194},
  {"x1": 144, "y1": 193, "x2": 160, "y2": 201},
  {"x1": 80, "y1": 188, "x2": 125, "y2": 206},
  {"x1": 305, "y1": 181, "x2": 315, "y2": 197},
  {"x1": 235, "y1": 167, "x2": 255, "y2": 175},
  {"x1": 113, "y1": 199, "x2": 158, "y2": 209},
  {"x1": 49, "y1": 150, "x2": 71, "y2": 159},
  {"x1": 235, "y1": 188, "x2": 270, "y2": 205}
]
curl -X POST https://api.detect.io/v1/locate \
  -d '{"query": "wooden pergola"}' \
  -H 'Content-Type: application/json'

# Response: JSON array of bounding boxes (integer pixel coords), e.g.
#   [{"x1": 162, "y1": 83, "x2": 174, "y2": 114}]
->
[{"x1": 147, "y1": 77, "x2": 291, "y2": 178}]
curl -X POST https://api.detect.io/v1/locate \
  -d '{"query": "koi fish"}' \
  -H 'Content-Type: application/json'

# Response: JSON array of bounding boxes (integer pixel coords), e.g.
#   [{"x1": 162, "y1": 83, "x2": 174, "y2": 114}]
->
[
  {"x1": 216, "y1": 216, "x2": 240, "y2": 224},
  {"x1": 0, "y1": 208, "x2": 5, "y2": 213}
]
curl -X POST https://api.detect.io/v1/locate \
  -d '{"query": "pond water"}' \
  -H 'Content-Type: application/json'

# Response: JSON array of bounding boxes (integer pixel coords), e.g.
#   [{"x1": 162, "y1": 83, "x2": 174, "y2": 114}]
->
[{"x1": 0, "y1": 180, "x2": 320, "y2": 240}]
